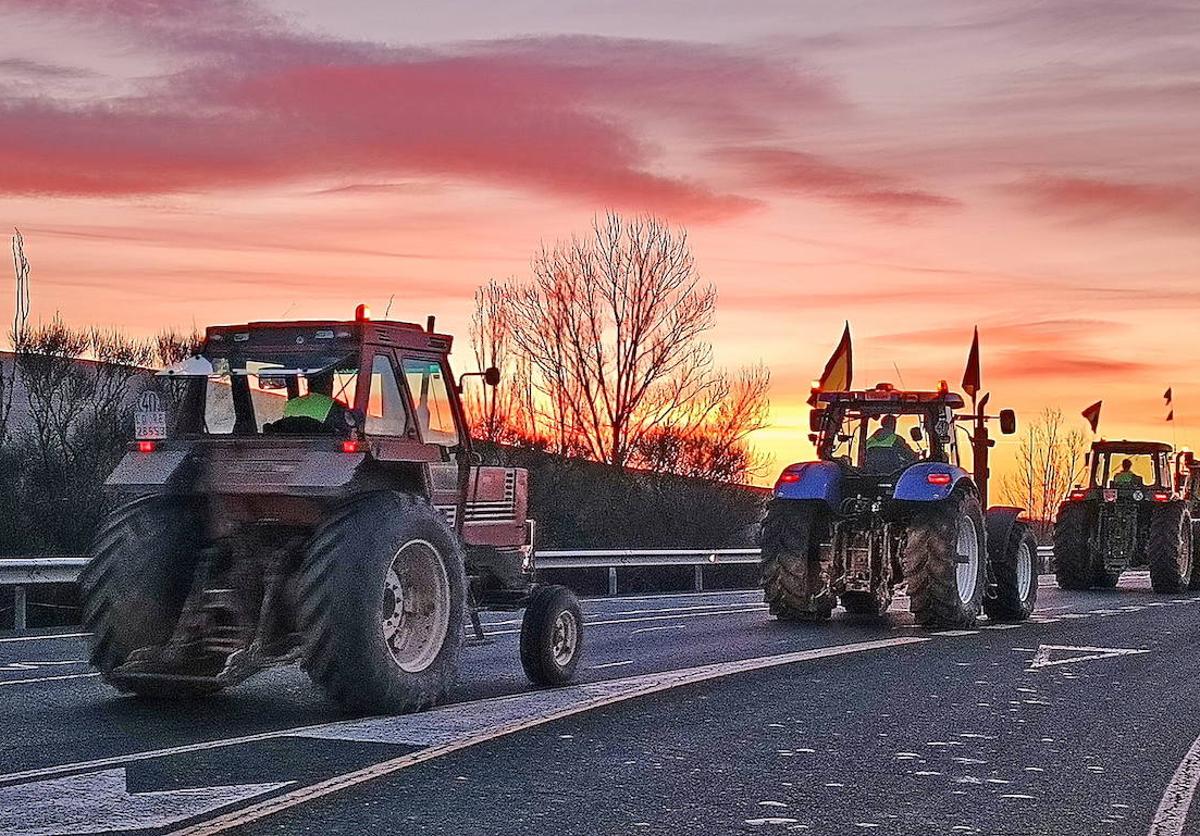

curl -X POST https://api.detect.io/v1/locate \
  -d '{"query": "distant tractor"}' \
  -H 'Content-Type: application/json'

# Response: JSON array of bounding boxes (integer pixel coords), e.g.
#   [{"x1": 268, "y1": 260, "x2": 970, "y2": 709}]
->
[
  {"x1": 1054, "y1": 440, "x2": 1195, "y2": 592},
  {"x1": 760, "y1": 383, "x2": 1036, "y2": 627},
  {"x1": 81, "y1": 310, "x2": 583, "y2": 714}
]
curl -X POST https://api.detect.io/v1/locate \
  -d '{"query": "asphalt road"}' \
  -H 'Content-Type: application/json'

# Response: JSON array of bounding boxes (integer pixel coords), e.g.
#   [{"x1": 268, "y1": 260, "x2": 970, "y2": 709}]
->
[{"x1": 2, "y1": 573, "x2": 1200, "y2": 835}]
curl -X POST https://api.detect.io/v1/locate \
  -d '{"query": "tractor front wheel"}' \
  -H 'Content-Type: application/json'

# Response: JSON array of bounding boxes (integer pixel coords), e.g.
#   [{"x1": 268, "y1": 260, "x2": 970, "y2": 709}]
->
[
  {"x1": 520, "y1": 585, "x2": 584, "y2": 687},
  {"x1": 298, "y1": 492, "x2": 466, "y2": 714},
  {"x1": 904, "y1": 492, "x2": 987, "y2": 628},
  {"x1": 983, "y1": 524, "x2": 1038, "y2": 622}
]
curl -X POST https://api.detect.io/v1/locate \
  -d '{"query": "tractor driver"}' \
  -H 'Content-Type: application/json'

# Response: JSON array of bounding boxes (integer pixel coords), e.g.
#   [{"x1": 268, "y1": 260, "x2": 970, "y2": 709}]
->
[
  {"x1": 280, "y1": 370, "x2": 349, "y2": 433},
  {"x1": 1111, "y1": 458, "x2": 1145, "y2": 488},
  {"x1": 863, "y1": 414, "x2": 918, "y2": 473}
]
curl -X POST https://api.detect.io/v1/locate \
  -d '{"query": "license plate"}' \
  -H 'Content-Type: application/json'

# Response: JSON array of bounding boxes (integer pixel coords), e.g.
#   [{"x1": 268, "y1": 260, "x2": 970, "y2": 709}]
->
[{"x1": 1103, "y1": 489, "x2": 1117, "y2": 502}]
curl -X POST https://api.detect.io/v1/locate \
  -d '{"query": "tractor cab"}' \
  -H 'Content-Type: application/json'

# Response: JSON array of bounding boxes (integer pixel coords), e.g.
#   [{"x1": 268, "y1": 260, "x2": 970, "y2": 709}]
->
[
  {"x1": 812, "y1": 383, "x2": 964, "y2": 473},
  {"x1": 1071, "y1": 440, "x2": 1176, "y2": 501}
]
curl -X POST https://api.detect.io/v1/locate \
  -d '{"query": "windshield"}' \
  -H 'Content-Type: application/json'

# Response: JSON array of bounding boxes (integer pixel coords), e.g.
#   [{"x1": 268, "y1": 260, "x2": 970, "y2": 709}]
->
[
  {"x1": 820, "y1": 405, "x2": 954, "y2": 470},
  {"x1": 1095, "y1": 452, "x2": 1162, "y2": 489},
  {"x1": 184, "y1": 350, "x2": 358, "y2": 435}
]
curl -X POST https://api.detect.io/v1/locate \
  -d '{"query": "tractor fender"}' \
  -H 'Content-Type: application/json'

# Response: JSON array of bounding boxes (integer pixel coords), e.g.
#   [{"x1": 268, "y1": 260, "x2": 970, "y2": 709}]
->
[
  {"x1": 105, "y1": 450, "x2": 191, "y2": 492},
  {"x1": 892, "y1": 463, "x2": 971, "y2": 502},
  {"x1": 773, "y1": 461, "x2": 842, "y2": 509},
  {"x1": 985, "y1": 505, "x2": 1029, "y2": 566}
]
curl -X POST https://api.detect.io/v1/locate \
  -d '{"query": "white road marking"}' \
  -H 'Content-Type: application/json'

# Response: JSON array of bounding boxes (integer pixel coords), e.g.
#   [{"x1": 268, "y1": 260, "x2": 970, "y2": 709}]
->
[
  {"x1": 0, "y1": 672, "x2": 99, "y2": 688},
  {"x1": 980, "y1": 624, "x2": 1023, "y2": 631},
  {"x1": 631, "y1": 624, "x2": 687, "y2": 635},
  {"x1": 932, "y1": 630, "x2": 979, "y2": 637},
  {"x1": 0, "y1": 632, "x2": 90, "y2": 644},
  {"x1": 587, "y1": 660, "x2": 634, "y2": 670},
  {"x1": 166, "y1": 636, "x2": 930, "y2": 835},
  {"x1": 1027, "y1": 644, "x2": 1150, "y2": 671},
  {"x1": 1150, "y1": 729, "x2": 1200, "y2": 836},
  {"x1": 0, "y1": 768, "x2": 291, "y2": 835},
  {"x1": 0, "y1": 660, "x2": 85, "y2": 671}
]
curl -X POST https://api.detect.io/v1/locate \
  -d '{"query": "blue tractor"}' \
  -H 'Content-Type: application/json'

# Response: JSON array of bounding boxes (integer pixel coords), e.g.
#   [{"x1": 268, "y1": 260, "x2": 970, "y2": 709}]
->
[{"x1": 759, "y1": 383, "x2": 1036, "y2": 627}]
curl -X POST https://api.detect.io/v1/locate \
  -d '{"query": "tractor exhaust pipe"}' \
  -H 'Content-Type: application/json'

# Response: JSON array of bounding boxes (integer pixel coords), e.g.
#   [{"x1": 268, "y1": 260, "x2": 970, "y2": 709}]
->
[{"x1": 426, "y1": 315, "x2": 436, "y2": 333}]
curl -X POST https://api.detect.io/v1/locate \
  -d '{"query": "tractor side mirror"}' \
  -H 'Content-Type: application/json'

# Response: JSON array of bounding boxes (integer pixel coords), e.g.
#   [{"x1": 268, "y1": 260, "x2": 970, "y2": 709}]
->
[
  {"x1": 910, "y1": 426, "x2": 924, "y2": 443},
  {"x1": 484, "y1": 366, "x2": 501, "y2": 387},
  {"x1": 808, "y1": 410, "x2": 823, "y2": 433},
  {"x1": 999, "y1": 409, "x2": 1017, "y2": 435}
]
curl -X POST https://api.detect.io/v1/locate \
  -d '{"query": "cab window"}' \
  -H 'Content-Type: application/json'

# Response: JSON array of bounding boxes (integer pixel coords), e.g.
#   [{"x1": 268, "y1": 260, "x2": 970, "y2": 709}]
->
[
  {"x1": 402, "y1": 357, "x2": 461, "y2": 446},
  {"x1": 365, "y1": 354, "x2": 410, "y2": 437}
]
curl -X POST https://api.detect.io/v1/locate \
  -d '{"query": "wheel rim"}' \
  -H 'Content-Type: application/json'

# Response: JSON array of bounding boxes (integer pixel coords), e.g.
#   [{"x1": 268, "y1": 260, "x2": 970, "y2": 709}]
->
[
  {"x1": 551, "y1": 609, "x2": 579, "y2": 668},
  {"x1": 1015, "y1": 540, "x2": 1033, "y2": 601},
  {"x1": 381, "y1": 539, "x2": 451, "y2": 674},
  {"x1": 955, "y1": 516, "x2": 981, "y2": 605}
]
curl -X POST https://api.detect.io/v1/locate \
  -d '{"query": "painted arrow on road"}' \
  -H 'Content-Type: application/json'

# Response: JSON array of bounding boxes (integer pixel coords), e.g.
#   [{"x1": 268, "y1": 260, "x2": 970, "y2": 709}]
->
[
  {"x1": 1027, "y1": 644, "x2": 1150, "y2": 671},
  {"x1": 0, "y1": 768, "x2": 291, "y2": 835}
]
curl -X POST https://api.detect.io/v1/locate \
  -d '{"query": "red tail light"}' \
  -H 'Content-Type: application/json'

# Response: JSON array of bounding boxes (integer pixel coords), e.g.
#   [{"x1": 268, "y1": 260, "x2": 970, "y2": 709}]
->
[
  {"x1": 341, "y1": 440, "x2": 364, "y2": 454},
  {"x1": 1069, "y1": 489, "x2": 1087, "y2": 502},
  {"x1": 137, "y1": 440, "x2": 156, "y2": 453},
  {"x1": 926, "y1": 473, "x2": 953, "y2": 485},
  {"x1": 1152, "y1": 491, "x2": 1171, "y2": 503},
  {"x1": 777, "y1": 471, "x2": 801, "y2": 486},
  {"x1": 355, "y1": 303, "x2": 371, "y2": 322}
]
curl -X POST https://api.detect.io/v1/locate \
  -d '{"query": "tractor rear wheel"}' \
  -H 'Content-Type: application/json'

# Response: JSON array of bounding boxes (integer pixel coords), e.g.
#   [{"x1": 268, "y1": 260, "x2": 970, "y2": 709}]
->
[
  {"x1": 904, "y1": 492, "x2": 987, "y2": 628},
  {"x1": 1053, "y1": 502, "x2": 1094, "y2": 590},
  {"x1": 759, "y1": 500, "x2": 833, "y2": 622},
  {"x1": 298, "y1": 492, "x2": 466, "y2": 714},
  {"x1": 81, "y1": 495, "x2": 217, "y2": 699},
  {"x1": 983, "y1": 524, "x2": 1038, "y2": 622},
  {"x1": 1148, "y1": 503, "x2": 1194, "y2": 594}
]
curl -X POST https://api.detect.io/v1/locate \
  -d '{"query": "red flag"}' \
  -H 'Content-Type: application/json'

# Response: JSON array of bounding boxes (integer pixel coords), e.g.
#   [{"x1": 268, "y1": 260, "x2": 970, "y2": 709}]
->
[
  {"x1": 1167, "y1": 410, "x2": 1174, "y2": 422},
  {"x1": 1082, "y1": 401, "x2": 1102, "y2": 433},
  {"x1": 808, "y1": 323, "x2": 852, "y2": 406},
  {"x1": 962, "y1": 327, "x2": 981, "y2": 402},
  {"x1": 1165, "y1": 387, "x2": 1173, "y2": 404}
]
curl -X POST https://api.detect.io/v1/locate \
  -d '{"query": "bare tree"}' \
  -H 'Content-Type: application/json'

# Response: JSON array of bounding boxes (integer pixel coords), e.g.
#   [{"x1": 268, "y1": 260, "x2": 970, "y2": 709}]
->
[
  {"x1": 0, "y1": 229, "x2": 32, "y2": 447},
  {"x1": 1001, "y1": 407, "x2": 1087, "y2": 541},
  {"x1": 631, "y1": 364, "x2": 772, "y2": 483},
  {"x1": 505, "y1": 212, "x2": 733, "y2": 468}
]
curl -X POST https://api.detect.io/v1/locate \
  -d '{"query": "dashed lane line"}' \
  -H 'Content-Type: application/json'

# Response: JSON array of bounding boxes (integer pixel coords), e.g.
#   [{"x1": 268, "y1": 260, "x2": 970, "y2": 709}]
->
[
  {"x1": 0, "y1": 673, "x2": 99, "y2": 688},
  {"x1": 0, "y1": 633, "x2": 91, "y2": 644},
  {"x1": 164, "y1": 636, "x2": 931, "y2": 836}
]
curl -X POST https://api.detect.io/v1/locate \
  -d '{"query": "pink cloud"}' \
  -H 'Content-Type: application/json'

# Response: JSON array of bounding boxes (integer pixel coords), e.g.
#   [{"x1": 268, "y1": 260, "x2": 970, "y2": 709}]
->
[
  {"x1": 713, "y1": 146, "x2": 959, "y2": 215},
  {"x1": 0, "y1": 2, "x2": 852, "y2": 219},
  {"x1": 1014, "y1": 175, "x2": 1200, "y2": 227}
]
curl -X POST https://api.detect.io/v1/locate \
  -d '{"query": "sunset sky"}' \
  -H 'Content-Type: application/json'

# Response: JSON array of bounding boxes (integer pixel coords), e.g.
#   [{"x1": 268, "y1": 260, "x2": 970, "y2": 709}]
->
[{"x1": 1, "y1": 0, "x2": 1197, "y2": 481}]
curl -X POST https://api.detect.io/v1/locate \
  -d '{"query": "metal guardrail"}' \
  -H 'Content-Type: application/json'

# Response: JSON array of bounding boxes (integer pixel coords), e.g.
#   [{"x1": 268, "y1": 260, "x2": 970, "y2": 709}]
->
[{"x1": 0, "y1": 546, "x2": 1056, "y2": 631}]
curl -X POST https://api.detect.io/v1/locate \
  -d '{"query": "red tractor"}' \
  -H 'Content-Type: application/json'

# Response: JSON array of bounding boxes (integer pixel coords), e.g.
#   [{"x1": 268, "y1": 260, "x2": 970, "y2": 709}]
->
[{"x1": 81, "y1": 310, "x2": 583, "y2": 714}]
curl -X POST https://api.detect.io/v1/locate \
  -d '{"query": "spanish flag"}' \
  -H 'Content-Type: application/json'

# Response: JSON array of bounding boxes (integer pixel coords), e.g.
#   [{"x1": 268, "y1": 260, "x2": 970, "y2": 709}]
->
[{"x1": 809, "y1": 322, "x2": 852, "y2": 406}]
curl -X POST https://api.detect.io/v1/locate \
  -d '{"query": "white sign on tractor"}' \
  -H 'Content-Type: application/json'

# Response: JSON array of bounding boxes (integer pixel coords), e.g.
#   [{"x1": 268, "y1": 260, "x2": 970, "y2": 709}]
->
[{"x1": 134, "y1": 390, "x2": 167, "y2": 440}]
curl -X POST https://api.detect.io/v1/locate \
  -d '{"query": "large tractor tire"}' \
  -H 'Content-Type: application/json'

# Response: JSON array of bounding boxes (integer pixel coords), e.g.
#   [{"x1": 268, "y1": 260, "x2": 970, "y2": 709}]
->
[
  {"x1": 520, "y1": 585, "x2": 584, "y2": 687},
  {"x1": 904, "y1": 492, "x2": 987, "y2": 628},
  {"x1": 1148, "y1": 503, "x2": 1194, "y2": 594},
  {"x1": 983, "y1": 524, "x2": 1038, "y2": 622},
  {"x1": 1053, "y1": 502, "x2": 1094, "y2": 590},
  {"x1": 298, "y1": 491, "x2": 466, "y2": 715},
  {"x1": 80, "y1": 495, "x2": 216, "y2": 699},
  {"x1": 1191, "y1": 520, "x2": 1200, "y2": 591},
  {"x1": 759, "y1": 499, "x2": 834, "y2": 622}
]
